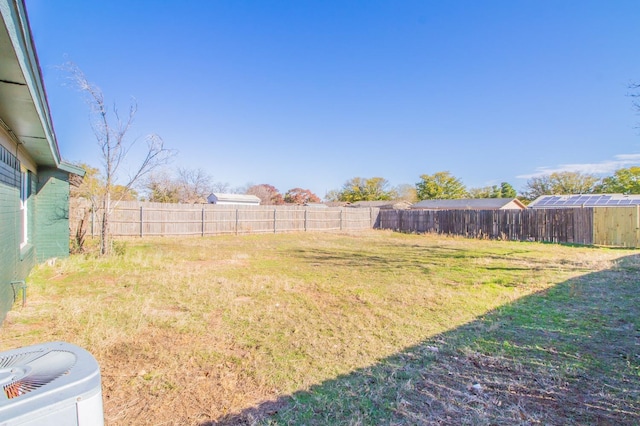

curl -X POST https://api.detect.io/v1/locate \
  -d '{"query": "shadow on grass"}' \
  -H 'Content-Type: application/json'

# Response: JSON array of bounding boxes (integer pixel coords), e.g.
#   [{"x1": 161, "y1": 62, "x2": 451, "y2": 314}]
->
[
  {"x1": 289, "y1": 245, "x2": 580, "y2": 276},
  {"x1": 208, "y1": 254, "x2": 640, "y2": 425}
]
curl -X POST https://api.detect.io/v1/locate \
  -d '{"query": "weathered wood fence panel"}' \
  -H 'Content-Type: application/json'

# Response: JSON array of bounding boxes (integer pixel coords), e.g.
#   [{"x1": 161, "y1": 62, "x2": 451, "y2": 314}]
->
[
  {"x1": 80, "y1": 201, "x2": 379, "y2": 237},
  {"x1": 73, "y1": 201, "x2": 640, "y2": 247},
  {"x1": 377, "y1": 208, "x2": 594, "y2": 245}
]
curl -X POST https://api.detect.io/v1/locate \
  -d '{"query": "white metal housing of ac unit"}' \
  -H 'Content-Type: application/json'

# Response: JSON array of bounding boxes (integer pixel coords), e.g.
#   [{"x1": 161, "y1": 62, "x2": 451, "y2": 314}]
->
[{"x1": 0, "y1": 341, "x2": 103, "y2": 425}]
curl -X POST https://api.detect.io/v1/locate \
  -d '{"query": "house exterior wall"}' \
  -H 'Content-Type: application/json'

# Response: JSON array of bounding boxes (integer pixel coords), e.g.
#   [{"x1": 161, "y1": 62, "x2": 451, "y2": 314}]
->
[
  {"x1": 0, "y1": 128, "x2": 72, "y2": 323},
  {"x1": 35, "y1": 168, "x2": 71, "y2": 261},
  {"x1": 0, "y1": 148, "x2": 20, "y2": 322},
  {"x1": 0, "y1": 151, "x2": 72, "y2": 325},
  {"x1": 214, "y1": 200, "x2": 260, "y2": 206},
  {"x1": 0, "y1": 132, "x2": 37, "y2": 323},
  {"x1": 501, "y1": 200, "x2": 526, "y2": 210},
  {"x1": 0, "y1": 0, "x2": 81, "y2": 325}
]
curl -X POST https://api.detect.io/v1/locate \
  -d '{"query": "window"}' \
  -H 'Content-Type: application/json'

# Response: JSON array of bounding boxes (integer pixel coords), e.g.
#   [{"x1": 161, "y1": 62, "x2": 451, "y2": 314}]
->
[{"x1": 20, "y1": 169, "x2": 29, "y2": 249}]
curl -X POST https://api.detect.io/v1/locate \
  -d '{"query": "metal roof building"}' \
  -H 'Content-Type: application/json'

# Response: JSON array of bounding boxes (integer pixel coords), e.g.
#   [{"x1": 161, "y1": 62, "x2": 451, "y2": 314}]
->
[
  {"x1": 528, "y1": 194, "x2": 640, "y2": 209},
  {"x1": 349, "y1": 200, "x2": 413, "y2": 209},
  {"x1": 411, "y1": 198, "x2": 526, "y2": 210},
  {"x1": 207, "y1": 193, "x2": 261, "y2": 206}
]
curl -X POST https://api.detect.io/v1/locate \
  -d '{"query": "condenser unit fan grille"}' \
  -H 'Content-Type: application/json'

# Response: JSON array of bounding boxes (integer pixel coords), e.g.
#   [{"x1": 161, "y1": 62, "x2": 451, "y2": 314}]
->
[
  {"x1": 0, "y1": 349, "x2": 76, "y2": 399},
  {"x1": 0, "y1": 342, "x2": 103, "y2": 425}
]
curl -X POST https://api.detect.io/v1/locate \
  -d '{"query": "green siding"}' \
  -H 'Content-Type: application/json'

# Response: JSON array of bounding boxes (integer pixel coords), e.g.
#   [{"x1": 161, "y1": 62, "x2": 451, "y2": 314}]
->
[
  {"x1": 0, "y1": 179, "x2": 34, "y2": 323},
  {"x1": 0, "y1": 181, "x2": 18, "y2": 322},
  {"x1": 35, "y1": 168, "x2": 71, "y2": 261},
  {"x1": 1, "y1": 167, "x2": 72, "y2": 323}
]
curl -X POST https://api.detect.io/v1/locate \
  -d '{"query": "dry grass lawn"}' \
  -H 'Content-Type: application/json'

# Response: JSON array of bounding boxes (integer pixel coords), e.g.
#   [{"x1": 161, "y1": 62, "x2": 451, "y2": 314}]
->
[{"x1": 1, "y1": 231, "x2": 638, "y2": 425}]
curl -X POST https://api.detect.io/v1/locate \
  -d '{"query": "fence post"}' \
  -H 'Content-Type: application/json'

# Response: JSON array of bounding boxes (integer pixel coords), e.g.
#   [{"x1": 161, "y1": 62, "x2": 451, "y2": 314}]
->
[
  {"x1": 235, "y1": 209, "x2": 239, "y2": 235},
  {"x1": 201, "y1": 208, "x2": 205, "y2": 237},
  {"x1": 304, "y1": 208, "x2": 308, "y2": 232},
  {"x1": 274, "y1": 208, "x2": 277, "y2": 233},
  {"x1": 340, "y1": 209, "x2": 343, "y2": 230},
  {"x1": 140, "y1": 206, "x2": 143, "y2": 237}
]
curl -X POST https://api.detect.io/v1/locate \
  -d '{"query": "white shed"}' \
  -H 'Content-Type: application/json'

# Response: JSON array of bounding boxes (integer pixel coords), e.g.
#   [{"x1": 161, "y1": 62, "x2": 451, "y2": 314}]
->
[{"x1": 207, "y1": 193, "x2": 261, "y2": 206}]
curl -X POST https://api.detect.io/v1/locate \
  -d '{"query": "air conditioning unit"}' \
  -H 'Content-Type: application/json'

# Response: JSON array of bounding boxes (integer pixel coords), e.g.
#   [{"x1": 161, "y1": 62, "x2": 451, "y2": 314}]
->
[{"x1": 0, "y1": 341, "x2": 103, "y2": 425}]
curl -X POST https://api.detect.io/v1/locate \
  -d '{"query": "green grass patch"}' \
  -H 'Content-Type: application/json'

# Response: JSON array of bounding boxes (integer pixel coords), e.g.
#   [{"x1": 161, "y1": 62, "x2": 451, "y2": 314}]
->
[{"x1": 1, "y1": 231, "x2": 637, "y2": 425}]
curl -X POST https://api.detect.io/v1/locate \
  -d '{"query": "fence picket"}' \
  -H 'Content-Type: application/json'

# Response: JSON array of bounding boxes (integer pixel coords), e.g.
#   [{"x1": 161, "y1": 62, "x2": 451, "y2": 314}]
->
[
  {"x1": 69, "y1": 202, "x2": 640, "y2": 247},
  {"x1": 72, "y1": 201, "x2": 378, "y2": 237},
  {"x1": 377, "y1": 208, "x2": 594, "y2": 245}
]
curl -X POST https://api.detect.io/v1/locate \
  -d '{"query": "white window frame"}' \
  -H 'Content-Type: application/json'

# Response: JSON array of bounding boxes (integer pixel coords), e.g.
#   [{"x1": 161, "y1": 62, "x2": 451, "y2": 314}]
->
[{"x1": 20, "y1": 168, "x2": 28, "y2": 249}]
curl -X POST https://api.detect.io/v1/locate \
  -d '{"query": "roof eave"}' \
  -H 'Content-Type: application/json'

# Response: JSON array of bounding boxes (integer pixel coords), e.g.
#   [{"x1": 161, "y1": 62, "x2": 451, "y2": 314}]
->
[
  {"x1": 0, "y1": 0, "x2": 63, "y2": 169},
  {"x1": 58, "y1": 161, "x2": 85, "y2": 176}
]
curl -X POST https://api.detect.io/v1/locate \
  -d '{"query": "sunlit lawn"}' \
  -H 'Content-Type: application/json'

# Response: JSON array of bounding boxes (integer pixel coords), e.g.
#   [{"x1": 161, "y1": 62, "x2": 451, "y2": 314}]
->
[{"x1": 1, "y1": 231, "x2": 637, "y2": 425}]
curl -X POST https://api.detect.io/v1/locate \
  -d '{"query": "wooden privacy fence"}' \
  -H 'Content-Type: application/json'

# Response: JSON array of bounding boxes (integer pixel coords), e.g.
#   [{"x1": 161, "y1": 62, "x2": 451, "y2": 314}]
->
[
  {"x1": 377, "y1": 206, "x2": 640, "y2": 247},
  {"x1": 377, "y1": 208, "x2": 595, "y2": 245},
  {"x1": 77, "y1": 201, "x2": 379, "y2": 237},
  {"x1": 72, "y1": 201, "x2": 640, "y2": 247},
  {"x1": 593, "y1": 206, "x2": 640, "y2": 248}
]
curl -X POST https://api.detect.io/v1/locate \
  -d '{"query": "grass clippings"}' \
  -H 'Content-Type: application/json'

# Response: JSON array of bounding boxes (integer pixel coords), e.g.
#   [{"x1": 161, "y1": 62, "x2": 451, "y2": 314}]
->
[{"x1": 1, "y1": 231, "x2": 638, "y2": 425}]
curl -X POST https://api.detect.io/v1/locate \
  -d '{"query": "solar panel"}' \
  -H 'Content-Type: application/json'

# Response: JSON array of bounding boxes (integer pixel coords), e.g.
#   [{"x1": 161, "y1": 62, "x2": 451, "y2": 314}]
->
[{"x1": 530, "y1": 194, "x2": 640, "y2": 208}]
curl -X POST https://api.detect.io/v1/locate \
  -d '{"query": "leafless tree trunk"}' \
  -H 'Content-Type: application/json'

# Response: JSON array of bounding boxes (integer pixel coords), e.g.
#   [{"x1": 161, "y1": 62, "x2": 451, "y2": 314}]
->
[{"x1": 64, "y1": 62, "x2": 175, "y2": 255}]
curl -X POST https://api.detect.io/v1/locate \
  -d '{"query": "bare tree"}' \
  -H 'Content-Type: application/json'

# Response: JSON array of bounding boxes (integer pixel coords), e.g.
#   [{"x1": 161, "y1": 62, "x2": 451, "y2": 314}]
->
[
  {"x1": 65, "y1": 62, "x2": 175, "y2": 255},
  {"x1": 176, "y1": 167, "x2": 212, "y2": 203},
  {"x1": 630, "y1": 82, "x2": 640, "y2": 112},
  {"x1": 394, "y1": 184, "x2": 418, "y2": 203},
  {"x1": 211, "y1": 181, "x2": 231, "y2": 194},
  {"x1": 522, "y1": 171, "x2": 599, "y2": 201},
  {"x1": 144, "y1": 171, "x2": 181, "y2": 203}
]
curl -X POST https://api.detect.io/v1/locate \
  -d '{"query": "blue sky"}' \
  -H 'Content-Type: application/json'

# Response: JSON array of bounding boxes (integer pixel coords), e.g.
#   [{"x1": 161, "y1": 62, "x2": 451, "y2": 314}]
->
[{"x1": 26, "y1": 0, "x2": 640, "y2": 198}]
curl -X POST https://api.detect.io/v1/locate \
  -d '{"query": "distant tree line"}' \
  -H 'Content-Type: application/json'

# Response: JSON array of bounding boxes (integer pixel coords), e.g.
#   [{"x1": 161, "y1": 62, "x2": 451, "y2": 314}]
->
[
  {"x1": 323, "y1": 167, "x2": 640, "y2": 204},
  {"x1": 74, "y1": 165, "x2": 640, "y2": 209},
  {"x1": 75, "y1": 166, "x2": 323, "y2": 206}
]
